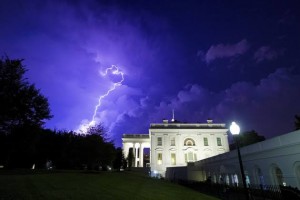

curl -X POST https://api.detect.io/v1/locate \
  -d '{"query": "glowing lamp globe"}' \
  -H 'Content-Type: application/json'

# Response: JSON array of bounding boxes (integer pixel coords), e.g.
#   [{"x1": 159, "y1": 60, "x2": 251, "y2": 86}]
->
[{"x1": 230, "y1": 121, "x2": 240, "y2": 135}]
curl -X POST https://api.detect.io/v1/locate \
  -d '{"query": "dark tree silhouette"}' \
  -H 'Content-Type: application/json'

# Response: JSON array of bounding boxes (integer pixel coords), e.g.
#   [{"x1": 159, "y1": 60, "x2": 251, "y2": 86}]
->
[
  {"x1": 0, "y1": 57, "x2": 52, "y2": 134},
  {"x1": 34, "y1": 126, "x2": 116, "y2": 170},
  {"x1": 295, "y1": 115, "x2": 300, "y2": 130},
  {"x1": 84, "y1": 124, "x2": 115, "y2": 170},
  {"x1": 113, "y1": 147, "x2": 126, "y2": 171},
  {"x1": 230, "y1": 130, "x2": 265, "y2": 150},
  {"x1": 0, "y1": 57, "x2": 119, "y2": 169},
  {"x1": 0, "y1": 57, "x2": 52, "y2": 168},
  {"x1": 127, "y1": 148, "x2": 134, "y2": 170}
]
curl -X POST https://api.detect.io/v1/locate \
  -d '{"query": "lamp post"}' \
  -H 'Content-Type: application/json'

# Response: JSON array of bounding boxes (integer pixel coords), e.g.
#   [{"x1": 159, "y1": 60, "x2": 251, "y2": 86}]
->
[{"x1": 230, "y1": 121, "x2": 249, "y2": 200}]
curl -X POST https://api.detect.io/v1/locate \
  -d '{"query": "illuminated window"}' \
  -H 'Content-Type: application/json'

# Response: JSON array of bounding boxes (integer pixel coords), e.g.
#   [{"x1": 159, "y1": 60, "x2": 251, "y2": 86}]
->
[
  {"x1": 204, "y1": 137, "x2": 208, "y2": 146},
  {"x1": 184, "y1": 152, "x2": 197, "y2": 163},
  {"x1": 184, "y1": 138, "x2": 195, "y2": 146},
  {"x1": 170, "y1": 137, "x2": 175, "y2": 146},
  {"x1": 157, "y1": 153, "x2": 162, "y2": 165},
  {"x1": 217, "y1": 137, "x2": 222, "y2": 146},
  {"x1": 171, "y1": 153, "x2": 176, "y2": 165},
  {"x1": 157, "y1": 137, "x2": 162, "y2": 146},
  {"x1": 188, "y1": 152, "x2": 193, "y2": 161}
]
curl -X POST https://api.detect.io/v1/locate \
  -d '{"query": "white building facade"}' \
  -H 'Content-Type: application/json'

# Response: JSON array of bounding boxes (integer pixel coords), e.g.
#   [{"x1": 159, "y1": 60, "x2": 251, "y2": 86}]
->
[
  {"x1": 166, "y1": 129, "x2": 300, "y2": 188},
  {"x1": 122, "y1": 119, "x2": 229, "y2": 177}
]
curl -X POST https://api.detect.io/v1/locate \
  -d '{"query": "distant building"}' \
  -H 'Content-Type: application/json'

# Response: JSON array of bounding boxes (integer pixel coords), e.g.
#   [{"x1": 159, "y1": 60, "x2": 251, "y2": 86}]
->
[{"x1": 122, "y1": 118, "x2": 229, "y2": 177}]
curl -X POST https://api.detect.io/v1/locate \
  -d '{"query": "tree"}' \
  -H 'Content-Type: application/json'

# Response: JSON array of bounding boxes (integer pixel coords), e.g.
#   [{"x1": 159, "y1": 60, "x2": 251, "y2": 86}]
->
[
  {"x1": 84, "y1": 124, "x2": 115, "y2": 170},
  {"x1": 85, "y1": 123, "x2": 107, "y2": 141},
  {"x1": 127, "y1": 148, "x2": 134, "y2": 170},
  {"x1": 230, "y1": 130, "x2": 265, "y2": 150},
  {"x1": 113, "y1": 147, "x2": 126, "y2": 171},
  {"x1": 0, "y1": 57, "x2": 52, "y2": 134},
  {"x1": 0, "y1": 57, "x2": 52, "y2": 168},
  {"x1": 295, "y1": 115, "x2": 300, "y2": 130}
]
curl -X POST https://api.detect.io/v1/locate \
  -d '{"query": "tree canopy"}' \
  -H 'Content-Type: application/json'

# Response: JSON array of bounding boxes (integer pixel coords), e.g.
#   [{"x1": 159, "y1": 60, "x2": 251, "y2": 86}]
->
[
  {"x1": 0, "y1": 57, "x2": 52, "y2": 133},
  {"x1": 295, "y1": 114, "x2": 300, "y2": 130},
  {"x1": 230, "y1": 130, "x2": 265, "y2": 150},
  {"x1": 0, "y1": 57, "x2": 122, "y2": 170}
]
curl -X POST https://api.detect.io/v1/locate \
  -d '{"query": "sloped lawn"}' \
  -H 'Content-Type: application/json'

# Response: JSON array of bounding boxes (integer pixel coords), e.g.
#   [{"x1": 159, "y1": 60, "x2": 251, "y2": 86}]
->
[{"x1": 0, "y1": 170, "x2": 218, "y2": 200}]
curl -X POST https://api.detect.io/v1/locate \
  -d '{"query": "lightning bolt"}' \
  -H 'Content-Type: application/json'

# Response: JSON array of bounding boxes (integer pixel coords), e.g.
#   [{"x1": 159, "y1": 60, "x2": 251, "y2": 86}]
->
[
  {"x1": 90, "y1": 65, "x2": 124, "y2": 125},
  {"x1": 78, "y1": 65, "x2": 124, "y2": 133}
]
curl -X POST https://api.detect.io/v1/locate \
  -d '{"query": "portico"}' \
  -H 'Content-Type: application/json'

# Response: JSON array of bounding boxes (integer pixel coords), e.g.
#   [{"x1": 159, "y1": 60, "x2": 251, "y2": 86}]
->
[{"x1": 122, "y1": 134, "x2": 150, "y2": 167}]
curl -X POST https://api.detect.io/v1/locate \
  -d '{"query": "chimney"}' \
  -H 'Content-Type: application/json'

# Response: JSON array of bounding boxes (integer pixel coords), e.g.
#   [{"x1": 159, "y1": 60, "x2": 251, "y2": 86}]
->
[
  {"x1": 207, "y1": 119, "x2": 213, "y2": 124},
  {"x1": 163, "y1": 119, "x2": 169, "y2": 123}
]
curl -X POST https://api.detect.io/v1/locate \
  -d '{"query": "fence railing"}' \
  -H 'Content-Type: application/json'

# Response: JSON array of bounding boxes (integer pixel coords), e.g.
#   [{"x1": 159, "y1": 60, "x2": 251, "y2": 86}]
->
[
  {"x1": 280, "y1": 185, "x2": 300, "y2": 199},
  {"x1": 177, "y1": 180, "x2": 300, "y2": 200},
  {"x1": 248, "y1": 184, "x2": 281, "y2": 200}
]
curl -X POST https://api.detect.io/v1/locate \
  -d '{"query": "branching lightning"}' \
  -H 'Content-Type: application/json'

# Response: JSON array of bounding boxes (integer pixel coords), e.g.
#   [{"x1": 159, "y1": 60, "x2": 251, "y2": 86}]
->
[
  {"x1": 78, "y1": 65, "x2": 124, "y2": 133},
  {"x1": 90, "y1": 65, "x2": 124, "y2": 125}
]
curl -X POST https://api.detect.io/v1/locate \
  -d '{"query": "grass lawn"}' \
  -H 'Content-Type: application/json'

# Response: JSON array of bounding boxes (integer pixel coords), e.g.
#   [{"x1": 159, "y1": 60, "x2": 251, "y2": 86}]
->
[{"x1": 0, "y1": 170, "x2": 218, "y2": 200}]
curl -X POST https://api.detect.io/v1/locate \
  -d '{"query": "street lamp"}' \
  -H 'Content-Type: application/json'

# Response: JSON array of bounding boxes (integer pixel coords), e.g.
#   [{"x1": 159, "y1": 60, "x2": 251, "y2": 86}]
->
[{"x1": 230, "y1": 121, "x2": 249, "y2": 200}]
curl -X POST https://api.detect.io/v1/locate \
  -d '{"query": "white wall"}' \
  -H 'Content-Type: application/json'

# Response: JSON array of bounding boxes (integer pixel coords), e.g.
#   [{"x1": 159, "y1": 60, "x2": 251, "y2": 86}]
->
[{"x1": 166, "y1": 129, "x2": 300, "y2": 188}]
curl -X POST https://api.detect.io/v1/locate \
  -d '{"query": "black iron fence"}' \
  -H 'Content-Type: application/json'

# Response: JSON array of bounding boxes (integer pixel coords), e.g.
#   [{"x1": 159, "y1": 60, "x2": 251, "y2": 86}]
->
[
  {"x1": 248, "y1": 184, "x2": 281, "y2": 200},
  {"x1": 280, "y1": 185, "x2": 300, "y2": 200},
  {"x1": 177, "y1": 180, "x2": 300, "y2": 200}
]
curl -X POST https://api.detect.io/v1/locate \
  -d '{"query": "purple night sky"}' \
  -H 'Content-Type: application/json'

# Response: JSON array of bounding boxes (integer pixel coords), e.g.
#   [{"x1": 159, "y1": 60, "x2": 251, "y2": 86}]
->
[{"x1": 1, "y1": 0, "x2": 300, "y2": 146}]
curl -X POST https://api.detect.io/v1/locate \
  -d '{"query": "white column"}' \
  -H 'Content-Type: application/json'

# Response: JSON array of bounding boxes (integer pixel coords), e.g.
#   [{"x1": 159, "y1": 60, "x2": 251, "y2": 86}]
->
[
  {"x1": 133, "y1": 142, "x2": 136, "y2": 167},
  {"x1": 135, "y1": 143, "x2": 138, "y2": 167},
  {"x1": 139, "y1": 143, "x2": 143, "y2": 167},
  {"x1": 123, "y1": 142, "x2": 129, "y2": 160}
]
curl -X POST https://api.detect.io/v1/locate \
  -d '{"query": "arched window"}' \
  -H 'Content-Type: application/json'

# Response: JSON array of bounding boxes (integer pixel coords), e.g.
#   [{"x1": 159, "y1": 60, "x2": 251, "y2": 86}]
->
[
  {"x1": 184, "y1": 138, "x2": 195, "y2": 146},
  {"x1": 270, "y1": 164, "x2": 284, "y2": 186},
  {"x1": 293, "y1": 162, "x2": 300, "y2": 187},
  {"x1": 253, "y1": 166, "x2": 265, "y2": 185},
  {"x1": 275, "y1": 167, "x2": 284, "y2": 185}
]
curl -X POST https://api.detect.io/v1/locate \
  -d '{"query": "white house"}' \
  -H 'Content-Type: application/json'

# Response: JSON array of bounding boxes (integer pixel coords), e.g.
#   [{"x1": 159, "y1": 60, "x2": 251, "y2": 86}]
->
[
  {"x1": 122, "y1": 117, "x2": 300, "y2": 188},
  {"x1": 122, "y1": 119, "x2": 229, "y2": 177}
]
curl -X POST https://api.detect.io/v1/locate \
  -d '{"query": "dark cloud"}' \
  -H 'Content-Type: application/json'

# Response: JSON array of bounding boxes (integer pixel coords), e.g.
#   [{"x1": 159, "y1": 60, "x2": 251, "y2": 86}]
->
[
  {"x1": 1, "y1": 0, "x2": 177, "y2": 132},
  {"x1": 204, "y1": 39, "x2": 250, "y2": 64},
  {"x1": 1, "y1": 0, "x2": 300, "y2": 146},
  {"x1": 110, "y1": 67, "x2": 300, "y2": 144},
  {"x1": 254, "y1": 46, "x2": 284, "y2": 63}
]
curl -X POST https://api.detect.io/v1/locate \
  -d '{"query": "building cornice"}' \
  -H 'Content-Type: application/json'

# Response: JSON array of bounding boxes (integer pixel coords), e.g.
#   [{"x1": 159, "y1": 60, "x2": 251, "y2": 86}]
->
[{"x1": 150, "y1": 123, "x2": 227, "y2": 129}]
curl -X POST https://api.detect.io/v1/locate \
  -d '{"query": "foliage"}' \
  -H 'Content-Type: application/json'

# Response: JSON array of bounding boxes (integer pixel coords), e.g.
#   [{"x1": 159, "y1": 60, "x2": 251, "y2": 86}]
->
[
  {"x1": 43, "y1": 124, "x2": 116, "y2": 170},
  {"x1": 0, "y1": 57, "x2": 117, "y2": 170},
  {"x1": 127, "y1": 148, "x2": 134, "y2": 169},
  {"x1": 3, "y1": 125, "x2": 41, "y2": 168},
  {"x1": 0, "y1": 123, "x2": 116, "y2": 170},
  {"x1": 113, "y1": 147, "x2": 127, "y2": 171},
  {"x1": 230, "y1": 130, "x2": 265, "y2": 149},
  {"x1": 0, "y1": 57, "x2": 52, "y2": 134},
  {"x1": 295, "y1": 114, "x2": 300, "y2": 130}
]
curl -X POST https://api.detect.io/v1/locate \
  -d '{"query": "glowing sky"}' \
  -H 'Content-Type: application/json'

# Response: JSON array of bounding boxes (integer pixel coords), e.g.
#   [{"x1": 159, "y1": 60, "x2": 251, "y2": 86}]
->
[{"x1": 1, "y1": 0, "x2": 300, "y2": 146}]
